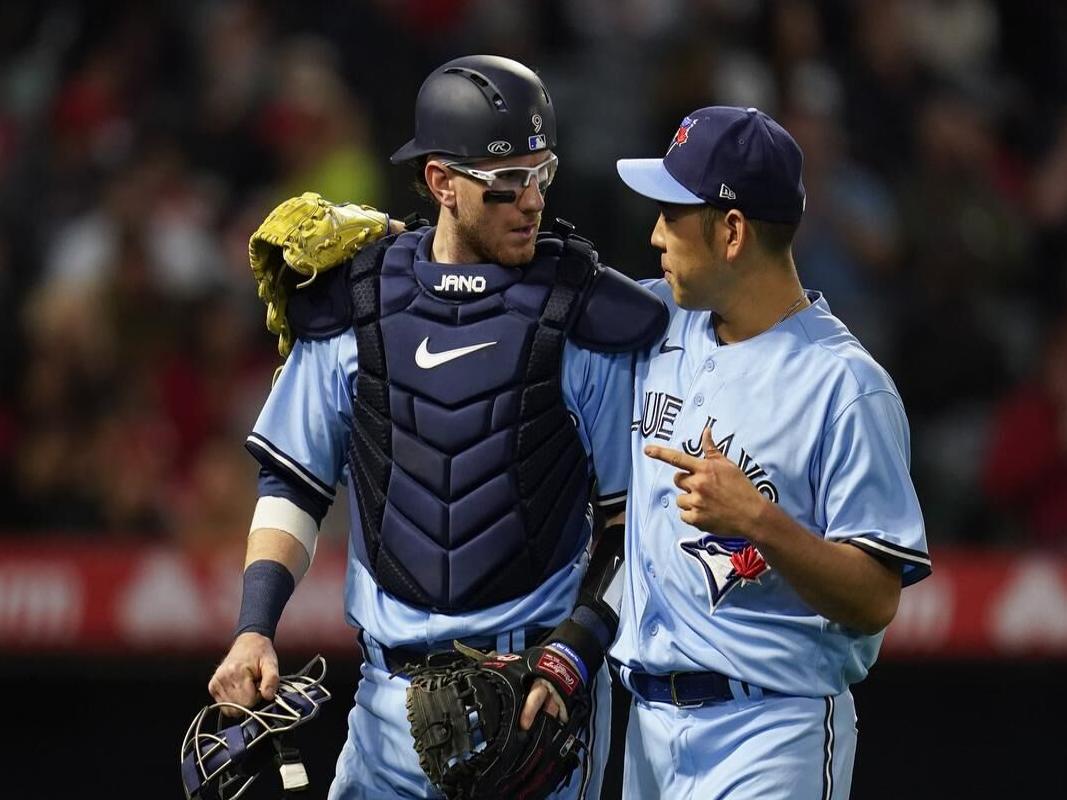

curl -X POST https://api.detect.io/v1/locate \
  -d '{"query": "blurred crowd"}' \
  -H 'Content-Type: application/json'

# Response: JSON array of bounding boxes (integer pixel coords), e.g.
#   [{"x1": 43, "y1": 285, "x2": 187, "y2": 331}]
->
[{"x1": 1, "y1": 0, "x2": 1066, "y2": 551}]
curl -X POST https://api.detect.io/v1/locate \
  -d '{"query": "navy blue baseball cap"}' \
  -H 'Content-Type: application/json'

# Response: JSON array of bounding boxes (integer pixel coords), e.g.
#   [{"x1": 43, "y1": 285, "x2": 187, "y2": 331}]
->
[{"x1": 617, "y1": 106, "x2": 806, "y2": 224}]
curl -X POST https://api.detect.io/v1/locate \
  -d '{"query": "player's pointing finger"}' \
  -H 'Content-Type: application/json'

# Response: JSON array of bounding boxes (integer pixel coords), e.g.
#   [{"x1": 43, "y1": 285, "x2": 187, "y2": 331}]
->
[{"x1": 644, "y1": 444, "x2": 702, "y2": 472}]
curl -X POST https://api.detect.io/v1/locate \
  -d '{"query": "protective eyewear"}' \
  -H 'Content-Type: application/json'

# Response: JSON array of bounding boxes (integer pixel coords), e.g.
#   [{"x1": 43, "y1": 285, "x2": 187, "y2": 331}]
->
[{"x1": 443, "y1": 154, "x2": 559, "y2": 198}]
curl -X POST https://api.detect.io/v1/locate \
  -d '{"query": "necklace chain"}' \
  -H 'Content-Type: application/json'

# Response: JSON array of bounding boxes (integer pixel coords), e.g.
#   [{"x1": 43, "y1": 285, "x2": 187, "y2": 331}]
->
[
  {"x1": 773, "y1": 294, "x2": 809, "y2": 328},
  {"x1": 713, "y1": 293, "x2": 809, "y2": 345}
]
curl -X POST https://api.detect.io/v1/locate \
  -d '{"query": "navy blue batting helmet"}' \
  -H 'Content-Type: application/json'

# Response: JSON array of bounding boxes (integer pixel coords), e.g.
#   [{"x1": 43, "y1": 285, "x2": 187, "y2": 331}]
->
[{"x1": 390, "y1": 55, "x2": 557, "y2": 163}]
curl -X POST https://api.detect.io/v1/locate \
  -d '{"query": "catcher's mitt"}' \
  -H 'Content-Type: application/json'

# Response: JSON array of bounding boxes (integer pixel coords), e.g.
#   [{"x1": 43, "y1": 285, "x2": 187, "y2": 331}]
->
[
  {"x1": 404, "y1": 642, "x2": 591, "y2": 800},
  {"x1": 248, "y1": 192, "x2": 389, "y2": 359}
]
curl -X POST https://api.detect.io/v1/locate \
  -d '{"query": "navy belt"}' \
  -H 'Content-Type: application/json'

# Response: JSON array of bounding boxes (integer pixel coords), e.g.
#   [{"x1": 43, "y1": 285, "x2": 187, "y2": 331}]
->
[
  {"x1": 374, "y1": 627, "x2": 551, "y2": 675},
  {"x1": 629, "y1": 670, "x2": 766, "y2": 708}
]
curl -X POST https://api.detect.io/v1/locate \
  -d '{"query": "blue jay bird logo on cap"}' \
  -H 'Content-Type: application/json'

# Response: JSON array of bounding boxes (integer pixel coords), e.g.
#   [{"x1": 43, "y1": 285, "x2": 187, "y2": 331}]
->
[{"x1": 667, "y1": 116, "x2": 699, "y2": 155}]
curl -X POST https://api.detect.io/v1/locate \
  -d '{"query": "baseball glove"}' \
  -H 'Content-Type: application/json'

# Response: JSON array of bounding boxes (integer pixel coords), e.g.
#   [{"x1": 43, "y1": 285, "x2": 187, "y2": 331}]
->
[
  {"x1": 404, "y1": 641, "x2": 591, "y2": 800},
  {"x1": 248, "y1": 192, "x2": 389, "y2": 359}
]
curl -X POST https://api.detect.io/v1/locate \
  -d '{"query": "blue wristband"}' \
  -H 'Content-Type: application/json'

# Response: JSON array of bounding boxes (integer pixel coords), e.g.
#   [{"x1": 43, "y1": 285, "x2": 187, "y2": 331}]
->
[{"x1": 235, "y1": 559, "x2": 295, "y2": 640}]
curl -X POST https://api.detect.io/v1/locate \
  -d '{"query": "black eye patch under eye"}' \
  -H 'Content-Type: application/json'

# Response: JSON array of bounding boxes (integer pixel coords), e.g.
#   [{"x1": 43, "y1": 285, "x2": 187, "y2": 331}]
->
[{"x1": 483, "y1": 190, "x2": 518, "y2": 203}]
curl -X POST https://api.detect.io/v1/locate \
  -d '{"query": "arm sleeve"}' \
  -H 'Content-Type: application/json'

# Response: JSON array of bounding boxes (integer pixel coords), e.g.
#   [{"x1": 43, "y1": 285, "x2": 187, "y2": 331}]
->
[
  {"x1": 245, "y1": 331, "x2": 358, "y2": 516},
  {"x1": 561, "y1": 341, "x2": 635, "y2": 515},
  {"x1": 814, "y1": 390, "x2": 931, "y2": 586}
]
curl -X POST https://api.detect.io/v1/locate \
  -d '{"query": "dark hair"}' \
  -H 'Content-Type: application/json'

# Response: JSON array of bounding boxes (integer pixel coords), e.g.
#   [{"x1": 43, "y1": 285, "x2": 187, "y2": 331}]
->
[
  {"x1": 700, "y1": 206, "x2": 798, "y2": 254},
  {"x1": 409, "y1": 157, "x2": 438, "y2": 205}
]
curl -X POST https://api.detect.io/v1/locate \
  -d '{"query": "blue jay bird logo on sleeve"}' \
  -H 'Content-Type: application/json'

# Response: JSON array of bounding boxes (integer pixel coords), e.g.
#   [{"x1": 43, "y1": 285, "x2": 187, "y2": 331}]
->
[{"x1": 680, "y1": 535, "x2": 769, "y2": 610}]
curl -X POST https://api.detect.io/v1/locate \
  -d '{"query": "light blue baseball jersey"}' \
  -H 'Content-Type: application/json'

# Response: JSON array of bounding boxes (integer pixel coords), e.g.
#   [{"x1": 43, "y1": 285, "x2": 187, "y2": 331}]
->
[
  {"x1": 611, "y1": 283, "x2": 930, "y2": 698},
  {"x1": 248, "y1": 318, "x2": 634, "y2": 649}
]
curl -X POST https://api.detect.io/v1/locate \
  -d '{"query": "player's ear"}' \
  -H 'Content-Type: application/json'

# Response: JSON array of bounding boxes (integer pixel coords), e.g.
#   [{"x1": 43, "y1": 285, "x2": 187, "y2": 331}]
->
[
  {"x1": 723, "y1": 209, "x2": 746, "y2": 262},
  {"x1": 425, "y1": 160, "x2": 457, "y2": 210}
]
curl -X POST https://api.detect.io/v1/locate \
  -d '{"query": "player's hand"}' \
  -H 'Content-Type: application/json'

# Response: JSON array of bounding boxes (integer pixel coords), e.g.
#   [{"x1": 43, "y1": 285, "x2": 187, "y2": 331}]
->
[
  {"x1": 519, "y1": 677, "x2": 566, "y2": 730},
  {"x1": 208, "y1": 632, "x2": 280, "y2": 717},
  {"x1": 644, "y1": 426, "x2": 767, "y2": 538}
]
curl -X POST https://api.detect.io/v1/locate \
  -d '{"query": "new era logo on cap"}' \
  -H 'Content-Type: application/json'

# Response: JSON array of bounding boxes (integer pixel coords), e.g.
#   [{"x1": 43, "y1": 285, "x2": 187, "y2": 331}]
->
[{"x1": 719, "y1": 183, "x2": 736, "y2": 200}]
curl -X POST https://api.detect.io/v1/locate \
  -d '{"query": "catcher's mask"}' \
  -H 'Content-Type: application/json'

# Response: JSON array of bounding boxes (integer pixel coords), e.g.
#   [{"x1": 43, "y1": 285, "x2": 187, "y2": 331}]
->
[
  {"x1": 179, "y1": 656, "x2": 331, "y2": 800},
  {"x1": 390, "y1": 54, "x2": 556, "y2": 164}
]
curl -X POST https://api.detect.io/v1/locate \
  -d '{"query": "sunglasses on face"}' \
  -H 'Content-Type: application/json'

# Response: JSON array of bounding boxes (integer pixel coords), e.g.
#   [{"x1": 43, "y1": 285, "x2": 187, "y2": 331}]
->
[{"x1": 442, "y1": 153, "x2": 559, "y2": 196}]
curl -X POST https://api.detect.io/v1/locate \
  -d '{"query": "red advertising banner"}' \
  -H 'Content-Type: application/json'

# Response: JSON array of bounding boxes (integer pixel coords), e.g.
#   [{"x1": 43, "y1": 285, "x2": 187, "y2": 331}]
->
[
  {"x1": 882, "y1": 549, "x2": 1067, "y2": 658},
  {"x1": 0, "y1": 539, "x2": 359, "y2": 655},
  {"x1": 2, "y1": 540, "x2": 1066, "y2": 658}
]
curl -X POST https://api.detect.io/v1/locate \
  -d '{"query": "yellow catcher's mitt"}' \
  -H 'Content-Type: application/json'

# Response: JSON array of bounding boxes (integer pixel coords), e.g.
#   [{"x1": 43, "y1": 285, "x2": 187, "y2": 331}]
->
[{"x1": 249, "y1": 192, "x2": 389, "y2": 359}]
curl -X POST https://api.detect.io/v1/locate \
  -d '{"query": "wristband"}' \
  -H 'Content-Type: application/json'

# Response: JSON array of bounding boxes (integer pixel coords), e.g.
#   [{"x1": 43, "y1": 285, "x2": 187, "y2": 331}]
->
[
  {"x1": 546, "y1": 641, "x2": 589, "y2": 685},
  {"x1": 235, "y1": 559, "x2": 296, "y2": 640},
  {"x1": 547, "y1": 617, "x2": 606, "y2": 678}
]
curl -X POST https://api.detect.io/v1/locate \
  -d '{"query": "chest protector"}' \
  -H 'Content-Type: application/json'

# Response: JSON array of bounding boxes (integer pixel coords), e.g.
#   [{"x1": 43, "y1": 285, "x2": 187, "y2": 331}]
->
[{"x1": 345, "y1": 228, "x2": 605, "y2": 611}]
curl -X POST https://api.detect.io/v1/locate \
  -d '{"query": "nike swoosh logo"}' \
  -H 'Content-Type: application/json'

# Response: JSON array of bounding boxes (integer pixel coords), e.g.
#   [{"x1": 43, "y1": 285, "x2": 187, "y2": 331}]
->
[
  {"x1": 415, "y1": 337, "x2": 497, "y2": 369},
  {"x1": 659, "y1": 339, "x2": 684, "y2": 354}
]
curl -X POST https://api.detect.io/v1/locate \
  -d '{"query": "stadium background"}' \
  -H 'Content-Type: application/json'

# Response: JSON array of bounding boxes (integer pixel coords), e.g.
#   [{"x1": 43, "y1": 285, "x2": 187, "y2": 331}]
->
[{"x1": 1, "y1": 0, "x2": 1066, "y2": 797}]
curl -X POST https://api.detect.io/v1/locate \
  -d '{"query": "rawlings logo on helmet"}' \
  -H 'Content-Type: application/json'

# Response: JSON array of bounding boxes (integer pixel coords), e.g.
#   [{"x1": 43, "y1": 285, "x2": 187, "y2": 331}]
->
[{"x1": 487, "y1": 140, "x2": 513, "y2": 155}]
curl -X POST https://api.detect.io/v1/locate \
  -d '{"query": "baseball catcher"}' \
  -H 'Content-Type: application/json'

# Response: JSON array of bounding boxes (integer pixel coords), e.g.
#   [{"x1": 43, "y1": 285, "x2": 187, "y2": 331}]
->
[{"x1": 210, "y1": 53, "x2": 666, "y2": 800}]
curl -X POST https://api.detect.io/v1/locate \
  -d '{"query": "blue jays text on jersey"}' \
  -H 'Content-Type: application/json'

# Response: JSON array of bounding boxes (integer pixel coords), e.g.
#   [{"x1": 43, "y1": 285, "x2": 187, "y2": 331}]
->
[
  {"x1": 635, "y1": 403, "x2": 780, "y2": 500},
  {"x1": 611, "y1": 281, "x2": 931, "y2": 699}
]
